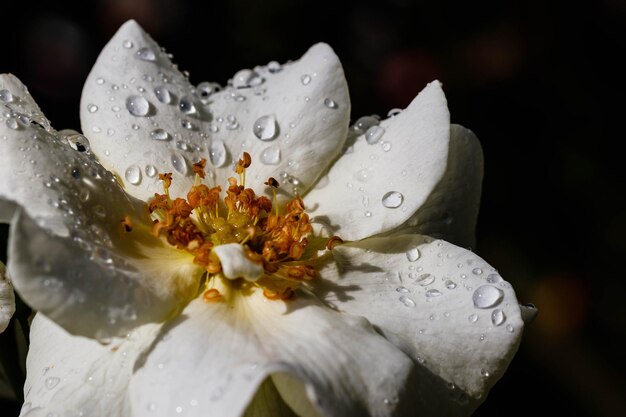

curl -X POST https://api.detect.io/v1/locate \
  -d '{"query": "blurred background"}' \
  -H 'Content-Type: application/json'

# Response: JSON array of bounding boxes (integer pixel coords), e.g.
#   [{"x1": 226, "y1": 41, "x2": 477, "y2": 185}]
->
[{"x1": 1, "y1": 0, "x2": 624, "y2": 415}]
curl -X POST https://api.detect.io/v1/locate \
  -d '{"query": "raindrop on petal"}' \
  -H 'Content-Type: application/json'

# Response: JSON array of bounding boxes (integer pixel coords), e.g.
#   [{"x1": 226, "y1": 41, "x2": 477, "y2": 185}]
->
[
  {"x1": 123, "y1": 40, "x2": 134, "y2": 49},
  {"x1": 260, "y1": 145, "x2": 281, "y2": 165},
  {"x1": 425, "y1": 289, "x2": 442, "y2": 298},
  {"x1": 124, "y1": 165, "x2": 142, "y2": 185},
  {"x1": 154, "y1": 86, "x2": 172, "y2": 104},
  {"x1": 44, "y1": 377, "x2": 60, "y2": 390},
  {"x1": 382, "y1": 191, "x2": 403, "y2": 208},
  {"x1": 300, "y1": 74, "x2": 311, "y2": 85},
  {"x1": 406, "y1": 247, "x2": 420, "y2": 262},
  {"x1": 353, "y1": 115, "x2": 379, "y2": 133},
  {"x1": 171, "y1": 152, "x2": 188, "y2": 175},
  {"x1": 472, "y1": 285, "x2": 504, "y2": 309},
  {"x1": 87, "y1": 104, "x2": 98, "y2": 113},
  {"x1": 399, "y1": 295, "x2": 416, "y2": 307},
  {"x1": 365, "y1": 125, "x2": 385, "y2": 144},
  {"x1": 253, "y1": 115, "x2": 278, "y2": 141},
  {"x1": 468, "y1": 313, "x2": 479, "y2": 323},
  {"x1": 416, "y1": 274, "x2": 435, "y2": 286},
  {"x1": 136, "y1": 47, "x2": 156, "y2": 61},
  {"x1": 145, "y1": 164, "x2": 157, "y2": 177},
  {"x1": 126, "y1": 95, "x2": 150, "y2": 117},
  {"x1": 0, "y1": 89, "x2": 14, "y2": 103},
  {"x1": 209, "y1": 141, "x2": 227, "y2": 167},
  {"x1": 491, "y1": 309, "x2": 506, "y2": 326},
  {"x1": 150, "y1": 128, "x2": 170, "y2": 141},
  {"x1": 324, "y1": 98, "x2": 337, "y2": 109},
  {"x1": 445, "y1": 280, "x2": 457, "y2": 289},
  {"x1": 179, "y1": 96, "x2": 197, "y2": 114},
  {"x1": 472, "y1": 267, "x2": 483, "y2": 275}
]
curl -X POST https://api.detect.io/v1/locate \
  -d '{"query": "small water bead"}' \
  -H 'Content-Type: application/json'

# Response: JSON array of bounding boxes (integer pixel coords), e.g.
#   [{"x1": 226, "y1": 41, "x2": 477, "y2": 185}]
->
[
  {"x1": 253, "y1": 115, "x2": 278, "y2": 140},
  {"x1": 300, "y1": 74, "x2": 311, "y2": 85},
  {"x1": 399, "y1": 295, "x2": 416, "y2": 307},
  {"x1": 171, "y1": 152, "x2": 188, "y2": 175},
  {"x1": 472, "y1": 267, "x2": 483, "y2": 275},
  {"x1": 197, "y1": 82, "x2": 220, "y2": 103},
  {"x1": 486, "y1": 273, "x2": 502, "y2": 283},
  {"x1": 124, "y1": 165, "x2": 142, "y2": 185},
  {"x1": 143, "y1": 164, "x2": 157, "y2": 178},
  {"x1": 472, "y1": 285, "x2": 504, "y2": 309},
  {"x1": 380, "y1": 141, "x2": 392, "y2": 152},
  {"x1": 353, "y1": 115, "x2": 379, "y2": 133},
  {"x1": 324, "y1": 98, "x2": 337, "y2": 109},
  {"x1": 406, "y1": 247, "x2": 420, "y2": 262},
  {"x1": 445, "y1": 280, "x2": 457, "y2": 289},
  {"x1": 365, "y1": 125, "x2": 385, "y2": 144},
  {"x1": 387, "y1": 108, "x2": 402, "y2": 117},
  {"x1": 209, "y1": 141, "x2": 227, "y2": 167},
  {"x1": 491, "y1": 309, "x2": 506, "y2": 326},
  {"x1": 5, "y1": 118, "x2": 18, "y2": 130},
  {"x1": 181, "y1": 119, "x2": 195, "y2": 130},
  {"x1": 126, "y1": 95, "x2": 150, "y2": 117},
  {"x1": 396, "y1": 286, "x2": 410, "y2": 293},
  {"x1": 88, "y1": 104, "x2": 98, "y2": 113},
  {"x1": 96, "y1": 78, "x2": 105, "y2": 85},
  {"x1": 176, "y1": 141, "x2": 189, "y2": 151},
  {"x1": 267, "y1": 61, "x2": 281, "y2": 73},
  {"x1": 179, "y1": 96, "x2": 196, "y2": 114},
  {"x1": 355, "y1": 168, "x2": 374, "y2": 183},
  {"x1": 123, "y1": 40, "x2": 134, "y2": 49},
  {"x1": 0, "y1": 89, "x2": 14, "y2": 103},
  {"x1": 416, "y1": 274, "x2": 435, "y2": 286},
  {"x1": 506, "y1": 324, "x2": 514, "y2": 333},
  {"x1": 154, "y1": 86, "x2": 172, "y2": 104},
  {"x1": 260, "y1": 145, "x2": 281, "y2": 165},
  {"x1": 136, "y1": 47, "x2": 156, "y2": 61},
  {"x1": 480, "y1": 369, "x2": 490, "y2": 378},
  {"x1": 150, "y1": 128, "x2": 170, "y2": 141},
  {"x1": 468, "y1": 313, "x2": 479, "y2": 323},
  {"x1": 232, "y1": 69, "x2": 257, "y2": 89},
  {"x1": 425, "y1": 289, "x2": 442, "y2": 298},
  {"x1": 45, "y1": 376, "x2": 60, "y2": 390},
  {"x1": 382, "y1": 191, "x2": 403, "y2": 208}
]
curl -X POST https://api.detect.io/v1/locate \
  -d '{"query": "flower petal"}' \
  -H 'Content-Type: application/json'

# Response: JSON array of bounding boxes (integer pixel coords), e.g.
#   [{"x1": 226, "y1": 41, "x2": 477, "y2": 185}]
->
[
  {"x1": 130, "y1": 287, "x2": 415, "y2": 417},
  {"x1": 306, "y1": 81, "x2": 450, "y2": 240},
  {"x1": 0, "y1": 261, "x2": 15, "y2": 333},
  {"x1": 80, "y1": 20, "x2": 350, "y2": 202},
  {"x1": 385, "y1": 124, "x2": 484, "y2": 248},
  {"x1": 20, "y1": 313, "x2": 160, "y2": 417},
  {"x1": 213, "y1": 243, "x2": 263, "y2": 282},
  {"x1": 313, "y1": 234, "x2": 524, "y2": 404},
  {"x1": 9, "y1": 208, "x2": 203, "y2": 340}
]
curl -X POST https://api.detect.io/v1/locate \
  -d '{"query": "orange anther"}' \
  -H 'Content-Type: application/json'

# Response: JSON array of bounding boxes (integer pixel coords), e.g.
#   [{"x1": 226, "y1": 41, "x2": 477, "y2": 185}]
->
[
  {"x1": 192, "y1": 158, "x2": 207, "y2": 179},
  {"x1": 326, "y1": 236, "x2": 344, "y2": 251},
  {"x1": 203, "y1": 288, "x2": 222, "y2": 302},
  {"x1": 159, "y1": 172, "x2": 173, "y2": 189}
]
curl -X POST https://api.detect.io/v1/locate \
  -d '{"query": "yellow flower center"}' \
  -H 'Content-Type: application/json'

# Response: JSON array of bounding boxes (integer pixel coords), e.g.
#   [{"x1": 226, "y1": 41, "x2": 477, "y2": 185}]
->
[{"x1": 144, "y1": 153, "x2": 327, "y2": 302}]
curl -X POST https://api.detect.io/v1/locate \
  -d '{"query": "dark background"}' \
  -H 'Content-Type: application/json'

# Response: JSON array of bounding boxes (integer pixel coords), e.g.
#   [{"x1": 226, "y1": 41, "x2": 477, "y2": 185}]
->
[{"x1": 1, "y1": 0, "x2": 625, "y2": 416}]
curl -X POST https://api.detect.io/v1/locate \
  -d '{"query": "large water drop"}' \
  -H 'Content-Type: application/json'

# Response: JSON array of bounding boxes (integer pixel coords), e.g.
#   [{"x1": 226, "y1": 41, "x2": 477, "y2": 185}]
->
[{"x1": 472, "y1": 285, "x2": 504, "y2": 309}]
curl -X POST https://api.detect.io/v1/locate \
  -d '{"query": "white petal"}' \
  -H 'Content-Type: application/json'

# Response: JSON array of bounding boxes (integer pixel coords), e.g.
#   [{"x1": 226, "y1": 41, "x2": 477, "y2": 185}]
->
[
  {"x1": 20, "y1": 313, "x2": 160, "y2": 417},
  {"x1": 0, "y1": 261, "x2": 15, "y2": 333},
  {"x1": 386, "y1": 124, "x2": 484, "y2": 248},
  {"x1": 9, "y1": 208, "x2": 203, "y2": 340},
  {"x1": 313, "y1": 235, "x2": 524, "y2": 405},
  {"x1": 306, "y1": 81, "x2": 450, "y2": 240},
  {"x1": 80, "y1": 20, "x2": 350, "y2": 202},
  {"x1": 213, "y1": 243, "x2": 263, "y2": 282},
  {"x1": 130, "y1": 286, "x2": 414, "y2": 417}
]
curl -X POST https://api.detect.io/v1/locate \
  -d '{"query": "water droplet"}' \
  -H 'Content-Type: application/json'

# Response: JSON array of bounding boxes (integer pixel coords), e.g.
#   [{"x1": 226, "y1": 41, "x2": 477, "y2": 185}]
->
[
  {"x1": 491, "y1": 309, "x2": 506, "y2": 326},
  {"x1": 96, "y1": 78, "x2": 105, "y2": 85},
  {"x1": 87, "y1": 104, "x2": 98, "y2": 113},
  {"x1": 425, "y1": 289, "x2": 442, "y2": 298},
  {"x1": 0, "y1": 89, "x2": 14, "y2": 103},
  {"x1": 506, "y1": 324, "x2": 514, "y2": 333},
  {"x1": 382, "y1": 191, "x2": 403, "y2": 208},
  {"x1": 472, "y1": 267, "x2": 483, "y2": 275},
  {"x1": 267, "y1": 61, "x2": 282, "y2": 73},
  {"x1": 124, "y1": 165, "x2": 142, "y2": 185},
  {"x1": 253, "y1": 115, "x2": 278, "y2": 140},
  {"x1": 364, "y1": 211, "x2": 372, "y2": 217},
  {"x1": 154, "y1": 86, "x2": 172, "y2": 104},
  {"x1": 399, "y1": 295, "x2": 416, "y2": 307},
  {"x1": 5, "y1": 118, "x2": 18, "y2": 130},
  {"x1": 406, "y1": 247, "x2": 421, "y2": 262},
  {"x1": 181, "y1": 119, "x2": 195, "y2": 130},
  {"x1": 380, "y1": 141, "x2": 392, "y2": 152},
  {"x1": 300, "y1": 74, "x2": 311, "y2": 85},
  {"x1": 126, "y1": 95, "x2": 150, "y2": 116},
  {"x1": 468, "y1": 313, "x2": 479, "y2": 323},
  {"x1": 486, "y1": 273, "x2": 502, "y2": 283},
  {"x1": 353, "y1": 115, "x2": 379, "y2": 133},
  {"x1": 209, "y1": 141, "x2": 227, "y2": 167},
  {"x1": 473, "y1": 285, "x2": 504, "y2": 309},
  {"x1": 480, "y1": 369, "x2": 490, "y2": 378},
  {"x1": 150, "y1": 128, "x2": 170, "y2": 141},
  {"x1": 233, "y1": 69, "x2": 256, "y2": 88},
  {"x1": 171, "y1": 152, "x2": 188, "y2": 175},
  {"x1": 445, "y1": 280, "x2": 457, "y2": 289},
  {"x1": 175, "y1": 406, "x2": 183, "y2": 414},
  {"x1": 396, "y1": 286, "x2": 410, "y2": 293},
  {"x1": 123, "y1": 40, "x2": 134, "y2": 49},
  {"x1": 142, "y1": 165, "x2": 157, "y2": 178},
  {"x1": 136, "y1": 47, "x2": 156, "y2": 61},
  {"x1": 179, "y1": 96, "x2": 196, "y2": 114},
  {"x1": 197, "y1": 82, "x2": 220, "y2": 103},
  {"x1": 45, "y1": 376, "x2": 60, "y2": 389},
  {"x1": 365, "y1": 125, "x2": 385, "y2": 144},
  {"x1": 387, "y1": 108, "x2": 402, "y2": 117},
  {"x1": 324, "y1": 98, "x2": 337, "y2": 108},
  {"x1": 260, "y1": 145, "x2": 281, "y2": 165},
  {"x1": 417, "y1": 274, "x2": 435, "y2": 286}
]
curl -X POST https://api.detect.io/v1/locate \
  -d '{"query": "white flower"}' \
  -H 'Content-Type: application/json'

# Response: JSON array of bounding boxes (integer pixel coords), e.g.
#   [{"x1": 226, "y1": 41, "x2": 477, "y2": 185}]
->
[{"x1": 0, "y1": 20, "x2": 532, "y2": 417}]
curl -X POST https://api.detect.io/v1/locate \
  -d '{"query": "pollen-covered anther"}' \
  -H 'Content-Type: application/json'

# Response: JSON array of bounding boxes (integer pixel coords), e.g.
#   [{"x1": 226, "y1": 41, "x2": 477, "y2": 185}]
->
[
  {"x1": 326, "y1": 236, "x2": 344, "y2": 251},
  {"x1": 203, "y1": 288, "x2": 222, "y2": 302},
  {"x1": 265, "y1": 177, "x2": 279, "y2": 188},
  {"x1": 192, "y1": 158, "x2": 207, "y2": 179}
]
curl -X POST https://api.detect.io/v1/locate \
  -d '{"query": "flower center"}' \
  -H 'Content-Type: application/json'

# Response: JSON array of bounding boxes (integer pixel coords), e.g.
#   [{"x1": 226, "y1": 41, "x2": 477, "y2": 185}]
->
[{"x1": 145, "y1": 153, "x2": 324, "y2": 301}]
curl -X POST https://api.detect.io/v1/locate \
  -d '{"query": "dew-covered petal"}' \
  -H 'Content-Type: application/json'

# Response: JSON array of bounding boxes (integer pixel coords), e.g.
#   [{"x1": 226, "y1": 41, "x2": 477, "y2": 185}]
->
[
  {"x1": 130, "y1": 286, "x2": 414, "y2": 417},
  {"x1": 386, "y1": 124, "x2": 484, "y2": 248},
  {"x1": 80, "y1": 20, "x2": 350, "y2": 202},
  {"x1": 213, "y1": 243, "x2": 264, "y2": 282},
  {"x1": 20, "y1": 313, "x2": 160, "y2": 417},
  {"x1": 9, "y1": 208, "x2": 203, "y2": 340},
  {"x1": 0, "y1": 262, "x2": 15, "y2": 333},
  {"x1": 306, "y1": 81, "x2": 450, "y2": 241},
  {"x1": 312, "y1": 235, "x2": 524, "y2": 407}
]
